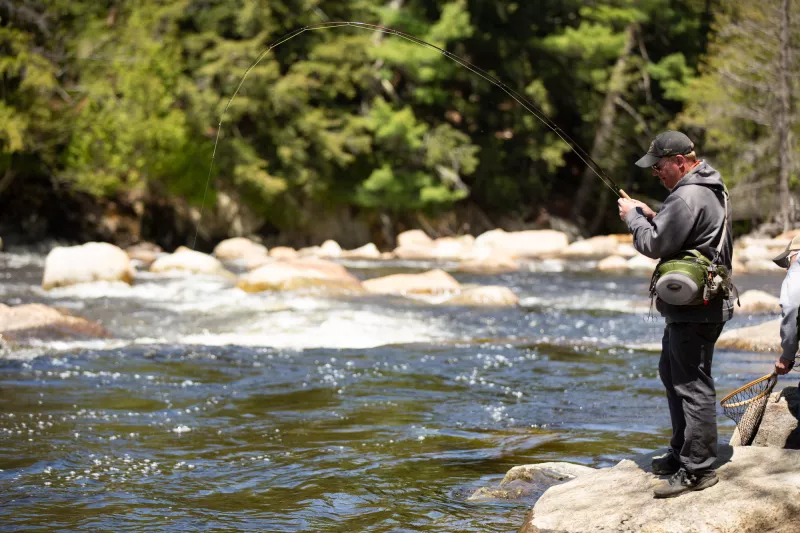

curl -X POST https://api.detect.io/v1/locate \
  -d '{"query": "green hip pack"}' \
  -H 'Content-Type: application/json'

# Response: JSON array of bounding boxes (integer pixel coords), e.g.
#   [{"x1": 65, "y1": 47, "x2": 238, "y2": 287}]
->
[{"x1": 649, "y1": 250, "x2": 732, "y2": 306}]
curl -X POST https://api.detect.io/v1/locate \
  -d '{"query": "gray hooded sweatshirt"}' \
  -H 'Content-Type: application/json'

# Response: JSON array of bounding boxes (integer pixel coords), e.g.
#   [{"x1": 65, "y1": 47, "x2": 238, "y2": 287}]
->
[{"x1": 624, "y1": 161, "x2": 734, "y2": 323}]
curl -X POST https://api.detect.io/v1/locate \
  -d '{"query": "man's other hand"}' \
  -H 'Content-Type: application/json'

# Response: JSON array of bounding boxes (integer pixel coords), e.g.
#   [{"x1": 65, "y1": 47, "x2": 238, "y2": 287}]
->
[{"x1": 775, "y1": 356, "x2": 795, "y2": 375}]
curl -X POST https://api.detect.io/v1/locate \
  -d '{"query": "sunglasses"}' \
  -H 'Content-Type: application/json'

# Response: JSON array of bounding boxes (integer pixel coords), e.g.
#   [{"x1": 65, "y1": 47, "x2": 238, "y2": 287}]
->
[{"x1": 652, "y1": 160, "x2": 666, "y2": 171}]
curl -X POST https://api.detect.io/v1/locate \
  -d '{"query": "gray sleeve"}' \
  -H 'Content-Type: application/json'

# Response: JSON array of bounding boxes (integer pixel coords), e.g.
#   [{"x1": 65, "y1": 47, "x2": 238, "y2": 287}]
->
[
  {"x1": 624, "y1": 194, "x2": 694, "y2": 260},
  {"x1": 779, "y1": 272, "x2": 800, "y2": 360}
]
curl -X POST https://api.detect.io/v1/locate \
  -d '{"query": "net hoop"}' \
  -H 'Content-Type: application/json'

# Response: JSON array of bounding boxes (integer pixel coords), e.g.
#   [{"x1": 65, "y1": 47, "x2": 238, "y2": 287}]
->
[{"x1": 719, "y1": 373, "x2": 777, "y2": 409}]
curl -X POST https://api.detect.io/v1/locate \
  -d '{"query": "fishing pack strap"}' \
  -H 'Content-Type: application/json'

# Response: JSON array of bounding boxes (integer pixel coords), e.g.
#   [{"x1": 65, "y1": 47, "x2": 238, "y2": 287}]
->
[{"x1": 710, "y1": 185, "x2": 729, "y2": 265}]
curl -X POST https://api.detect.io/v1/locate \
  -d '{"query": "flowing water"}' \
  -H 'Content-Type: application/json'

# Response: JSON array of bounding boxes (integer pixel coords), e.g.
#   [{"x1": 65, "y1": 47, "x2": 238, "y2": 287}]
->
[{"x1": 0, "y1": 250, "x2": 792, "y2": 532}]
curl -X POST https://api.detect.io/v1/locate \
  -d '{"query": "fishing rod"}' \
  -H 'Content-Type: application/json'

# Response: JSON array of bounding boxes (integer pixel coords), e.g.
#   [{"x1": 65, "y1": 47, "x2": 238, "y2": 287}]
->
[{"x1": 194, "y1": 20, "x2": 631, "y2": 247}]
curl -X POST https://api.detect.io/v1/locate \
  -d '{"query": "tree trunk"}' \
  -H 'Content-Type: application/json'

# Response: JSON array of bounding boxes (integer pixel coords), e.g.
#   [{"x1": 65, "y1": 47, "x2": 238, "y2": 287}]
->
[
  {"x1": 777, "y1": 0, "x2": 793, "y2": 230},
  {"x1": 571, "y1": 24, "x2": 637, "y2": 231}
]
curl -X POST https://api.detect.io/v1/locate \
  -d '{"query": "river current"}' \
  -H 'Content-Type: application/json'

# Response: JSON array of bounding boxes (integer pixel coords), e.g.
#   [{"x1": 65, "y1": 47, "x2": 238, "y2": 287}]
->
[{"x1": 0, "y1": 250, "x2": 792, "y2": 532}]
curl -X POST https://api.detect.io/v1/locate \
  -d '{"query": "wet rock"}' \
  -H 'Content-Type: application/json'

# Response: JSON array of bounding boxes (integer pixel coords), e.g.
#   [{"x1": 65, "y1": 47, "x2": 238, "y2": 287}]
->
[
  {"x1": 457, "y1": 254, "x2": 520, "y2": 274},
  {"x1": 125, "y1": 242, "x2": 163, "y2": 267},
  {"x1": 443, "y1": 286, "x2": 519, "y2": 307},
  {"x1": 42, "y1": 242, "x2": 134, "y2": 289},
  {"x1": 596, "y1": 255, "x2": 628, "y2": 272},
  {"x1": 0, "y1": 303, "x2": 109, "y2": 344},
  {"x1": 397, "y1": 229, "x2": 433, "y2": 248},
  {"x1": 737, "y1": 290, "x2": 781, "y2": 314},
  {"x1": 237, "y1": 258, "x2": 361, "y2": 292},
  {"x1": 269, "y1": 246, "x2": 299, "y2": 259},
  {"x1": 341, "y1": 243, "x2": 381, "y2": 259},
  {"x1": 150, "y1": 248, "x2": 234, "y2": 278},
  {"x1": 519, "y1": 446, "x2": 800, "y2": 533},
  {"x1": 731, "y1": 387, "x2": 800, "y2": 449},
  {"x1": 212, "y1": 237, "x2": 268, "y2": 261},
  {"x1": 469, "y1": 462, "x2": 594, "y2": 503},
  {"x1": 716, "y1": 319, "x2": 780, "y2": 353},
  {"x1": 474, "y1": 229, "x2": 569, "y2": 259},
  {"x1": 363, "y1": 269, "x2": 460, "y2": 295},
  {"x1": 560, "y1": 236, "x2": 618, "y2": 259}
]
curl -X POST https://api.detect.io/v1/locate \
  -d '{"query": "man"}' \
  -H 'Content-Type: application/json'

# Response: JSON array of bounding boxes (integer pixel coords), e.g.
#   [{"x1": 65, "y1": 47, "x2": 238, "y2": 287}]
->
[
  {"x1": 772, "y1": 237, "x2": 800, "y2": 376},
  {"x1": 618, "y1": 131, "x2": 734, "y2": 498}
]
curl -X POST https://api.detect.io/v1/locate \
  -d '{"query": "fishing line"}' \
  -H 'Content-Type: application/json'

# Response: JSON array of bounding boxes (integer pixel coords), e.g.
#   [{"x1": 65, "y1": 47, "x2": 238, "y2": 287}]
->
[{"x1": 193, "y1": 21, "x2": 627, "y2": 248}]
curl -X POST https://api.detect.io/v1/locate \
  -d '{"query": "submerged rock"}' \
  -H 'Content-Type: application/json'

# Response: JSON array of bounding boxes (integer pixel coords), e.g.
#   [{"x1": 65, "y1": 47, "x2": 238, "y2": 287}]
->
[
  {"x1": 362, "y1": 269, "x2": 460, "y2": 295},
  {"x1": 42, "y1": 242, "x2": 134, "y2": 289},
  {"x1": 443, "y1": 286, "x2": 519, "y2": 307},
  {"x1": 237, "y1": 258, "x2": 361, "y2": 292},
  {"x1": 519, "y1": 446, "x2": 800, "y2": 533},
  {"x1": 0, "y1": 303, "x2": 109, "y2": 344},
  {"x1": 469, "y1": 462, "x2": 593, "y2": 503}
]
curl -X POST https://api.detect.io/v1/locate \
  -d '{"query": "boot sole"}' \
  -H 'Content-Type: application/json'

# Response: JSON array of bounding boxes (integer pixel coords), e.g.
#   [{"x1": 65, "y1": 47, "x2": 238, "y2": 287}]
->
[{"x1": 653, "y1": 475, "x2": 719, "y2": 499}]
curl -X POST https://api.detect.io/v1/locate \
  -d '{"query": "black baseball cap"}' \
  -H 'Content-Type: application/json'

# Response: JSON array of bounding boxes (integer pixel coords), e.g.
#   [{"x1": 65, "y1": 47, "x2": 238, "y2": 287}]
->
[{"x1": 635, "y1": 131, "x2": 695, "y2": 168}]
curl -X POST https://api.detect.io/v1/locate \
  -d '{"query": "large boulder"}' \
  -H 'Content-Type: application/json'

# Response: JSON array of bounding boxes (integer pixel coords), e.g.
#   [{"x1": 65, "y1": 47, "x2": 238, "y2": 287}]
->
[
  {"x1": 362, "y1": 269, "x2": 460, "y2": 295},
  {"x1": 237, "y1": 258, "x2": 361, "y2": 292},
  {"x1": 443, "y1": 286, "x2": 519, "y2": 307},
  {"x1": 731, "y1": 387, "x2": 800, "y2": 448},
  {"x1": 150, "y1": 247, "x2": 234, "y2": 278},
  {"x1": 42, "y1": 242, "x2": 134, "y2": 289},
  {"x1": 717, "y1": 319, "x2": 780, "y2": 352},
  {"x1": 431, "y1": 235, "x2": 475, "y2": 260},
  {"x1": 397, "y1": 229, "x2": 433, "y2": 248},
  {"x1": 519, "y1": 446, "x2": 800, "y2": 533},
  {"x1": 212, "y1": 237, "x2": 267, "y2": 261},
  {"x1": 474, "y1": 229, "x2": 569, "y2": 259},
  {"x1": 468, "y1": 462, "x2": 593, "y2": 502},
  {"x1": 737, "y1": 290, "x2": 781, "y2": 314},
  {"x1": 0, "y1": 303, "x2": 109, "y2": 344},
  {"x1": 560, "y1": 236, "x2": 618, "y2": 259}
]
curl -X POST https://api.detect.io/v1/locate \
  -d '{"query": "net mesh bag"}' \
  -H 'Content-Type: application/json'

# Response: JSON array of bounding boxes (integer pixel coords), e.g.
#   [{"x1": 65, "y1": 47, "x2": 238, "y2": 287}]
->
[{"x1": 720, "y1": 373, "x2": 777, "y2": 446}]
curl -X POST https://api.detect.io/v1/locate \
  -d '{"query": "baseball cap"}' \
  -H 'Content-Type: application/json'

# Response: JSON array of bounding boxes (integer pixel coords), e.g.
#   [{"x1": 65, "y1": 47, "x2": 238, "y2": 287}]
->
[
  {"x1": 773, "y1": 235, "x2": 800, "y2": 268},
  {"x1": 635, "y1": 131, "x2": 695, "y2": 168}
]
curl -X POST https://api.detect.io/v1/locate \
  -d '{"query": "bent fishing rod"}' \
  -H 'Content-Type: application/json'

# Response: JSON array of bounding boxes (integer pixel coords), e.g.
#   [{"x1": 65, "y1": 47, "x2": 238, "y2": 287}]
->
[{"x1": 195, "y1": 21, "x2": 631, "y2": 247}]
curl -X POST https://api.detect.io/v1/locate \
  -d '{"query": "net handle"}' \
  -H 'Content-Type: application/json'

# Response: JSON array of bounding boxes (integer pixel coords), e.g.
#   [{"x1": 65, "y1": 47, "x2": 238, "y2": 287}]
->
[{"x1": 719, "y1": 372, "x2": 777, "y2": 408}]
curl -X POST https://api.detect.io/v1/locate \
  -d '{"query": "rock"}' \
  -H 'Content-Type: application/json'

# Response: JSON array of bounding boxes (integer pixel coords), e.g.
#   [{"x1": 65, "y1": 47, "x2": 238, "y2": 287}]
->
[
  {"x1": 269, "y1": 246, "x2": 299, "y2": 259},
  {"x1": 212, "y1": 237, "x2": 267, "y2": 261},
  {"x1": 457, "y1": 254, "x2": 520, "y2": 274},
  {"x1": 125, "y1": 242, "x2": 163, "y2": 267},
  {"x1": 474, "y1": 229, "x2": 569, "y2": 259},
  {"x1": 393, "y1": 244, "x2": 435, "y2": 260},
  {"x1": 626, "y1": 253, "x2": 659, "y2": 272},
  {"x1": 742, "y1": 259, "x2": 784, "y2": 273},
  {"x1": 613, "y1": 242, "x2": 639, "y2": 258},
  {"x1": 237, "y1": 258, "x2": 361, "y2": 292},
  {"x1": 341, "y1": 243, "x2": 381, "y2": 259},
  {"x1": 362, "y1": 269, "x2": 460, "y2": 295},
  {"x1": 42, "y1": 242, "x2": 134, "y2": 289},
  {"x1": 519, "y1": 446, "x2": 800, "y2": 533},
  {"x1": 468, "y1": 462, "x2": 593, "y2": 503},
  {"x1": 443, "y1": 286, "x2": 519, "y2": 307},
  {"x1": 150, "y1": 248, "x2": 234, "y2": 278},
  {"x1": 318, "y1": 239, "x2": 343, "y2": 258},
  {"x1": 297, "y1": 245, "x2": 322, "y2": 257},
  {"x1": 776, "y1": 229, "x2": 800, "y2": 240},
  {"x1": 0, "y1": 303, "x2": 109, "y2": 344},
  {"x1": 731, "y1": 387, "x2": 800, "y2": 449},
  {"x1": 397, "y1": 229, "x2": 433, "y2": 248},
  {"x1": 737, "y1": 290, "x2": 781, "y2": 314},
  {"x1": 609, "y1": 233, "x2": 633, "y2": 244},
  {"x1": 560, "y1": 236, "x2": 618, "y2": 259},
  {"x1": 431, "y1": 235, "x2": 474, "y2": 260},
  {"x1": 596, "y1": 255, "x2": 629, "y2": 272},
  {"x1": 717, "y1": 319, "x2": 780, "y2": 352}
]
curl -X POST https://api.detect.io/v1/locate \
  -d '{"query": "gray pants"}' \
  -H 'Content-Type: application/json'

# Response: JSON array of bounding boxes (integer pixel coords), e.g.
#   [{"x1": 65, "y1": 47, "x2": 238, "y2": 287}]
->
[{"x1": 659, "y1": 322, "x2": 725, "y2": 473}]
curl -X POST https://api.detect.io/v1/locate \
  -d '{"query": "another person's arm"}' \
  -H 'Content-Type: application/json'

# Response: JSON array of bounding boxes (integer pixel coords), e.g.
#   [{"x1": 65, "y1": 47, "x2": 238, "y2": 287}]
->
[{"x1": 776, "y1": 271, "x2": 800, "y2": 374}]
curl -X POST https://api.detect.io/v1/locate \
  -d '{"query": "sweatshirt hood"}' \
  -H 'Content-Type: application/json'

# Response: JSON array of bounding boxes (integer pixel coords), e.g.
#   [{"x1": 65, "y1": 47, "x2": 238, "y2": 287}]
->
[{"x1": 671, "y1": 161, "x2": 725, "y2": 192}]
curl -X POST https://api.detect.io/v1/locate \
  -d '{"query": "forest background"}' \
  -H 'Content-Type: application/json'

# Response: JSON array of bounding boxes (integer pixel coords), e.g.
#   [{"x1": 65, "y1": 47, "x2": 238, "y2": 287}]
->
[{"x1": 1, "y1": 0, "x2": 797, "y2": 251}]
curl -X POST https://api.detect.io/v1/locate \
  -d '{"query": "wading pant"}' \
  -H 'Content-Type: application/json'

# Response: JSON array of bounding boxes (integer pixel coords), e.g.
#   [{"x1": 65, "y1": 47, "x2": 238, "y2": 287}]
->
[{"x1": 659, "y1": 322, "x2": 725, "y2": 473}]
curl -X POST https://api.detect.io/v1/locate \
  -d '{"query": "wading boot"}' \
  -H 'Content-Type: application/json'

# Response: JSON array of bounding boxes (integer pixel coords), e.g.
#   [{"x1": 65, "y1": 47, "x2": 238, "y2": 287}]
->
[
  {"x1": 651, "y1": 452, "x2": 680, "y2": 475},
  {"x1": 653, "y1": 468, "x2": 718, "y2": 499}
]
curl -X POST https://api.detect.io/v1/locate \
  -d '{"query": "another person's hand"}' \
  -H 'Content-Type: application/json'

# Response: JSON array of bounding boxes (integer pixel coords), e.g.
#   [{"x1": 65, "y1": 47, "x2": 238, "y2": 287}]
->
[{"x1": 775, "y1": 356, "x2": 795, "y2": 375}]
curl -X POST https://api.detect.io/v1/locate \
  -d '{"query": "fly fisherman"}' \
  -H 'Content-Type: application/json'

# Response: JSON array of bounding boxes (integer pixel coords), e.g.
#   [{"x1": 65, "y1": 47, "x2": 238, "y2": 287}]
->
[
  {"x1": 617, "y1": 131, "x2": 734, "y2": 498},
  {"x1": 772, "y1": 237, "x2": 800, "y2": 378}
]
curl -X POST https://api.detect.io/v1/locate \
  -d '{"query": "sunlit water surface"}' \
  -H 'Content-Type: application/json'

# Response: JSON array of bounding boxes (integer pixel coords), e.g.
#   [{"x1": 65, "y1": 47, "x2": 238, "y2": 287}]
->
[{"x1": 0, "y1": 251, "x2": 793, "y2": 532}]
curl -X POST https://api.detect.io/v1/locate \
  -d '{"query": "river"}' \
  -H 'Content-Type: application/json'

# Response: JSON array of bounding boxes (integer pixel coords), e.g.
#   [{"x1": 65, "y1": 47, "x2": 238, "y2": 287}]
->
[{"x1": 0, "y1": 250, "x2": 791, "y2": 532}]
